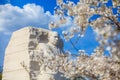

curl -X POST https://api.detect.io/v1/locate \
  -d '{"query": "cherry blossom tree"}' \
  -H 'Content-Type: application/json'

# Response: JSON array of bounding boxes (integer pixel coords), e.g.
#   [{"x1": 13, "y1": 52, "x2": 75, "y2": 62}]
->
[{"x1": 48, "y1": 0, "x2": 120, "y2": 79}]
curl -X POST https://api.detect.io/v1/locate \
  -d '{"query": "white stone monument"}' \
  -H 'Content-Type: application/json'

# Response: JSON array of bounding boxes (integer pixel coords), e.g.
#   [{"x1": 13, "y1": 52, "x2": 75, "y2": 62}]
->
[{"x1": 2, "y1": 27, "x2": 65, "y2": 80}]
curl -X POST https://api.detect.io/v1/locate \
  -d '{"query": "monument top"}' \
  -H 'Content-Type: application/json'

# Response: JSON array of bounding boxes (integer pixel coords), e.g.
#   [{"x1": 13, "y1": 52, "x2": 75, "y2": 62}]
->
[{"x1": 3, "y1": 27, "x2": 65, "y2": 80}]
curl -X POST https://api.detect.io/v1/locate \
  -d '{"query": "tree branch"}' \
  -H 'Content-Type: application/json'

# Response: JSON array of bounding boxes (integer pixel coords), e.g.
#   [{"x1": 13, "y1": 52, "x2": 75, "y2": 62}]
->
[
  {"x1": 104, "y1": 16, "x2": 120, "y2": 29},
  {"x1": 69, "y1": 39, "x2": 79, "y2": 52}
]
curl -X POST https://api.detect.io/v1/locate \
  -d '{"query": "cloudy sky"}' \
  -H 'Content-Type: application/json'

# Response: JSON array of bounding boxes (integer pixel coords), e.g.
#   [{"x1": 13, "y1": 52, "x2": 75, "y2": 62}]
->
[{"x1": 0, "y1": 0, "x2": 99, "y2": 70}]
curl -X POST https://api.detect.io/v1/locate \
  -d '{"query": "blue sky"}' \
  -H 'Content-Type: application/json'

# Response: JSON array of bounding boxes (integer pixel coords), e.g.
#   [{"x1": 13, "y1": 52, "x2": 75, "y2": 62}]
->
[{"x1": 0, "y1": 0, "x2": 99, "y2": 71}]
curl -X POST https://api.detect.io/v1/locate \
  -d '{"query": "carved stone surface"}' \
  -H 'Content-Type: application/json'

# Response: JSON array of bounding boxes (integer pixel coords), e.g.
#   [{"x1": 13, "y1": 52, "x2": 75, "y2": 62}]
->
[{"x1": 2, "y1": 27, "x2": 65, "y2": 80}]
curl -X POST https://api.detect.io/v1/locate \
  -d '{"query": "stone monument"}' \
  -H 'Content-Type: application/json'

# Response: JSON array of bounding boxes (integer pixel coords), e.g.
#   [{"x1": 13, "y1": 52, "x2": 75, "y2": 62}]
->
[{"x1": 2, "y1": 27, "x2": 65, "y2": 80}]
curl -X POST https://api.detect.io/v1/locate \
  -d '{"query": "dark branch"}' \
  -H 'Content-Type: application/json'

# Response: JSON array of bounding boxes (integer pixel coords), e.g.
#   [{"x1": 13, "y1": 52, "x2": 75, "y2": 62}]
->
[
  {"x1": 69, "y1": 39, "x2": 79, "y2": 52},
  {"x1": 104, "y1": 16, "x2": 120, "y2": 29}
]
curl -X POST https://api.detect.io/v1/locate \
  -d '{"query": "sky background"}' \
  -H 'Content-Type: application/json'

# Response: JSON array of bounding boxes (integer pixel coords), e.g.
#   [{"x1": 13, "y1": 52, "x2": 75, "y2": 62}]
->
[{"x1": 0, "y1": 0, "x2": 99, "y2": 71}]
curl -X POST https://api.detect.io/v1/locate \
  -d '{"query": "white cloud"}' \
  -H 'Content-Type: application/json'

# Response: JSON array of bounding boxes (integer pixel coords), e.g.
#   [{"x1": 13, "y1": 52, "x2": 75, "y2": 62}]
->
[
  {"x1": 0, "y1": 4, "x2": 54, "y2": 34},
  {"x1": 0, "y1": 4, "x2": 73, "y2": 35}
]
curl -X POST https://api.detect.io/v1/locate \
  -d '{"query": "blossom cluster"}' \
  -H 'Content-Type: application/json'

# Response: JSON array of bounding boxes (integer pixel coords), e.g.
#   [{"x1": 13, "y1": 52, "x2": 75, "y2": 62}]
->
[
  {"x1": 27, "y1": 47, "x2": 120, "y2": 80},
  {"x1": 47, "y1": 0, "x2": 120, "y2": 79}
]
